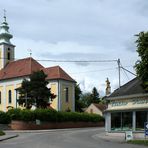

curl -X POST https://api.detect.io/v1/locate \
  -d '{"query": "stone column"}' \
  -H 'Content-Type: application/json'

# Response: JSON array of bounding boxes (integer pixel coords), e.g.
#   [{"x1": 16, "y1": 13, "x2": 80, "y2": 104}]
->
[
  {"x1": 132, "y1": 111, "x2": 136, "y2": 131},
  {"x1": 105, "y1": 112, "x2": 111, "y2": 132}
]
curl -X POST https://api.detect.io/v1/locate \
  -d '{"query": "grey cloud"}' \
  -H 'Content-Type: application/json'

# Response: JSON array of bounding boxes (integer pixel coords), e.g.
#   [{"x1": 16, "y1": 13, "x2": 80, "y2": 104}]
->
[
  {"x1": 75, "y1": 62, "x2": 90, "y2": 67},
  {"x1": 2, "y1": 0, "x2": 148, "y2": 50},
  {"x1": 135, "y1": 1, "x2": 148, "y2": 16},
  {"x1": 124, "y1": 39, "x2": 137, "y2": 53},
  {"x1": 40, "y1": 52, "x2": 105, "y2": 60}
]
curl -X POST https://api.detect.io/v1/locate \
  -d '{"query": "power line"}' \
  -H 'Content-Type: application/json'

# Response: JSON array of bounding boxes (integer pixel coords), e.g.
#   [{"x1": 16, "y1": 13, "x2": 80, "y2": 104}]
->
[
  {"x1": 121, "y1": 67, "x2": 130, "y2": 81},
  {"x1": 36, "y1": 59, "x2": 117, "y2": 63},
  {"x1": 70, "y1": 67, "x2": 117, "y2": 75},
  {"x1": 120, "y1": 63, "x2": 130, "y2": 80},
  {"x1": 0, "y1": 57, "x2": 118, "y2": 63},
  {"x1": 120, "y1": 66, "x2": 137, "y2": 76},
  {"x1": 0, "y1": 57, "x2": 117, "y2": 63}
]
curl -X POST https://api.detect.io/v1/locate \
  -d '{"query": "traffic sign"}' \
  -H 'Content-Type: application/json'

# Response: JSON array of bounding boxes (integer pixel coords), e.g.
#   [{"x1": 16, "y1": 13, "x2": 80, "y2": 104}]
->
[{"x1": 144, "y1": 122, "x2": 148, "y2": 136}]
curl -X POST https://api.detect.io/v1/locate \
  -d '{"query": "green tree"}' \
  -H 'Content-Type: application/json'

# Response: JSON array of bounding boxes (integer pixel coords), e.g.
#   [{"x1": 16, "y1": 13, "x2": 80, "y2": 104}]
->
[
  {"x1": 91, "y1": 87, "x2": 100, "y2": 103},
  {"x1": 80, "y1": 87, "x2": 100, "y2": 107},
  {"x1": 18, "y1": 70, "x2": 56, "y2": 108},
  {"x1": 81, "y1": 92, "x2": 92, "y2": 107},
  {"x1": 75, "y1": 84, "x2": 85, "y2": 112},
  {"x1": 135, "y1": 32, "x2": 148, "y2": 91}
]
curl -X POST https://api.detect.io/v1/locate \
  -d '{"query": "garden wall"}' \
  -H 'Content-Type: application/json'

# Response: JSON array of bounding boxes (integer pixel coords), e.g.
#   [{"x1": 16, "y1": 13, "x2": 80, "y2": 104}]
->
[{"x1": 11, "y1": 120, "x2": 104, "y2": 130}]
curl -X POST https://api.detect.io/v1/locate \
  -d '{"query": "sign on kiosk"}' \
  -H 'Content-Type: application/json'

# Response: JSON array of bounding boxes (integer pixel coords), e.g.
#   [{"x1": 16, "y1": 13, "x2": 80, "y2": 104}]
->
[{"x1": 125, "y1": 131, "x2": 133, "y2": 141}]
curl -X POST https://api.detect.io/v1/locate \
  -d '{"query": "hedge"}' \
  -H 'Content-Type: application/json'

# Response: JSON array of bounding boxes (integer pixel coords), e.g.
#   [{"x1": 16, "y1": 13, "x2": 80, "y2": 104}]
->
[
  {"x1": 0, "y1": 111, "x2": 11, "y2": 124},
  {"x1": 0, "y1": 130, "x2": 5, "y2": 136},
  {"x1": 7, "y1": 108, "x2": 104, "y2": 123}
]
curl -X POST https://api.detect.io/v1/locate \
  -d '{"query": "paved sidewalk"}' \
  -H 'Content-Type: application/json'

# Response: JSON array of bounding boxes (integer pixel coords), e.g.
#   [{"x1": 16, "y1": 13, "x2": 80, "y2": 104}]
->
[
  {"x1": 95, "y1": 132, "x2": 146, "y2": 142},
  {"x1": 95, "y1": 132, "x2": 125, "y2": 142},
  {"x1": 0, "y1": 133, "x2": 18, "y2": 141}
]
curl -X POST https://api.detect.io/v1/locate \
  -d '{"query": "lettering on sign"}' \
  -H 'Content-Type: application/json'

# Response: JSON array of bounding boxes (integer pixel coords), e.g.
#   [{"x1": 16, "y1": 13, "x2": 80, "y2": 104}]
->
[
  {"x1": 111, "y1": 98, "x2": 148, "y2": 107},
  {"x1": 111, "y1": 101, "x2": 128, "y2": 107},
  {"x1": 132, "y1": 99, "x2": 148, "y2": 105}
]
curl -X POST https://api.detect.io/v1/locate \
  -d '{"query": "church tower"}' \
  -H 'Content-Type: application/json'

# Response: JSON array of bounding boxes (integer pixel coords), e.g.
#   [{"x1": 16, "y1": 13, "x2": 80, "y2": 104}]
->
[
  {"x1": 105, "y1": 78, "x2": 111, "y2": 96},
  {"x1": 0, "y1": 11, "x2": 15, "y2": 70}
]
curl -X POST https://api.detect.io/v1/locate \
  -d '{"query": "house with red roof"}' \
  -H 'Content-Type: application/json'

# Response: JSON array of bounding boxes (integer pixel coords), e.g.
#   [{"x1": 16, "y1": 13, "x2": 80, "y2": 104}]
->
[
  {"x1": 0, "y1": 15, "x2": 75, "y2": 112},
  {"x1": 85, "y1": 103, "x2": 107, "y2": 116}
]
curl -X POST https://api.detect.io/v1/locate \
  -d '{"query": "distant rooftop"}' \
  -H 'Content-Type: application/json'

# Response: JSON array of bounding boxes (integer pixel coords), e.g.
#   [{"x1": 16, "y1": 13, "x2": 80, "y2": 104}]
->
[{"x1": 92, "y1": 103, "x2": 107, "y2": 112}]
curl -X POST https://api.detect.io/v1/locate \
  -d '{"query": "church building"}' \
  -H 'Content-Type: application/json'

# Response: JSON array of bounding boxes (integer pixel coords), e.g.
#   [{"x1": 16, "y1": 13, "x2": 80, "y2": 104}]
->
[{"x1": 0, "y1": 15, "x2": 75, "y2": 112}]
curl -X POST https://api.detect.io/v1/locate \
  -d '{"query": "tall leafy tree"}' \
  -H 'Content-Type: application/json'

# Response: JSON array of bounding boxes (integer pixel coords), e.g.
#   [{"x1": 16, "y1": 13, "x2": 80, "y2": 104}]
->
[
  {"x1": 81, "y1": 92, "x2": 93, "y2": 107},
  {"x1": 91, "y1": 87, "x2": 100, "y2": 103},
  {"x1": 18, "y1": 70, "x2": 56, "y2": 108},
  {"x1": 75, "y1": 84, "x2": 85, "y2": 112},
  {"x1": 80, "y1": 87, "x2": 100, "y2": 107},
  {"x1": 135, "y1": 32, "x2": 148, "y2": 91}
]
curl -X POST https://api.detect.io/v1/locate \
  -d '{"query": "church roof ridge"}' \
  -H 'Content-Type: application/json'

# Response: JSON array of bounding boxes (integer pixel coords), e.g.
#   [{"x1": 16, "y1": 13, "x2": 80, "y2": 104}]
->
[
  {"x1": 0, "y1": 57, "x2": 75, "y2": 82},
  {"x1": 0, "y1": 57, "x2": 44, "y2": 80},
  {"x1": 43, "y1": 65, "x2": 75, "y2": 82}
]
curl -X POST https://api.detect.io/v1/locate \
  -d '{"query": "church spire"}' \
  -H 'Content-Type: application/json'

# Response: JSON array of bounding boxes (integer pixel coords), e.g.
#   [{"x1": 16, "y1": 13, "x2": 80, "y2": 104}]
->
[
  {"x1": 3, "y1": 9, "x2": 7, "y2": 22},
  {"x1": 105, "y1": 78, "x2": 111, "y2": 96},
  {"x1": 0, "y1": 9, "x2": 13, "y2": 44},
  {"x1": 0, "y1": 10, "x2": 15, "y2": 70}
]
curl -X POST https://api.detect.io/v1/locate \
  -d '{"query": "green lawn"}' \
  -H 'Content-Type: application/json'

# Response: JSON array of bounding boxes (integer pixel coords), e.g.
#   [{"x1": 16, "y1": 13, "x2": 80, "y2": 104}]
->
[
  {"x1": 128, "y1": 140, "x2": 148, "y2": 146},
  {"x1": 0, "y1": 130, "x2": 5, "y2": 136}
]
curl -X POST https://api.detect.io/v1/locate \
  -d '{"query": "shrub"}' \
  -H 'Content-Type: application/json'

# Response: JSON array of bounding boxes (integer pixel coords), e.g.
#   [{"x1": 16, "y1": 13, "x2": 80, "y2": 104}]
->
[
  {"x1": 0, "y1": 111, "x2": 11, "y2": 124},
  {"x1": 34, "y1": 109, "x2": 57, "y2": 122},
  {"x1": 7, "y1": 108, "x2": 21, "y2": 120},
  {"x1": 20, "y1": 110, "x2": 35, "y2": 121},
  {"x1": 7, "y1": 108, "x2": 104, "y2": 123},
  {"x1": 0, "y1": 130, "x2": 5, "y2": 136}
]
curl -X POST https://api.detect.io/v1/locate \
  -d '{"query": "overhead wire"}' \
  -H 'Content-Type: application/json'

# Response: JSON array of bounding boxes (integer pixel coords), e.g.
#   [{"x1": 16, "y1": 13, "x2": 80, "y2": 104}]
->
[
  {"x1": 120, "y1": 63, "x2": 130, "y2": 81},
  {"x1": 0, "y1": 57, "x2": 135, "y2": 75},
  {"x1": 70, "y1": 67, "x2": 117, "y2": 75}
]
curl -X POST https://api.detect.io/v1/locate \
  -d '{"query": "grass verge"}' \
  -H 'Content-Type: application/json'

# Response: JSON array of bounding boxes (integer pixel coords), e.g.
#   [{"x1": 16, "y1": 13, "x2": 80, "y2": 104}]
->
[
  {"x1": 0, "y1": 130, "x2": 5, "y2": 136},
  {"x1": 128, "y1": 140, "x2": 148, "y2": 146}
]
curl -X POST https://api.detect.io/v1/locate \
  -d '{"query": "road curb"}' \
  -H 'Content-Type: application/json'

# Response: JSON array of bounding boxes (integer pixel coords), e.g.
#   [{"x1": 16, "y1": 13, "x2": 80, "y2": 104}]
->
[
  {"x1": 0, "y1": 134, "x2": 19, "y2": 142},
  {"x1": 4, "y1": 127, "x2": 100, "y2": 133}
]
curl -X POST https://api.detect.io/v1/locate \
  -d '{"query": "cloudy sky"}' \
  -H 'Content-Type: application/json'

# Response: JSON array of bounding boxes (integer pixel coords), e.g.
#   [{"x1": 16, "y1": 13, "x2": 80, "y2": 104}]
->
[{"x1": 0, "y1": 0, "x2": 148, "y2": 96}]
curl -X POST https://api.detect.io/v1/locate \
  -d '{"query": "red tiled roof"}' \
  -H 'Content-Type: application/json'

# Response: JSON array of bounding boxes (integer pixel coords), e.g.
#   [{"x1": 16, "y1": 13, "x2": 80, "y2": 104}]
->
[
  {"x1": 92, "y1": 103, "x2": 107, "y2": 112},
  {"x1": 0, "y1": 57, "x2": 44, "y2": 80},
  {"x1": 0, "y1": 57, "x2": 75, "y2": 82},
  {"x1": 43, "y1": 66, "x2": 75, "y2": 82}
]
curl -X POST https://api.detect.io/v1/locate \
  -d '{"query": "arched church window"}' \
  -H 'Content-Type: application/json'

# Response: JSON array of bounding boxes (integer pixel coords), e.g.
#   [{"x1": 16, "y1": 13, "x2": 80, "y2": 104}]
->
[
  {"x1": 65, "y1": 87, "x2": 69, "y2": 102},
  {"x1": 7, "y1": 48, "x2": 11, "y2": 60},
  {"x1": 8, "y1": 90, "x2": 12, "y2": 104},
  {"x1": 0, "y1": 91, "x2": 1, "y2": 104},
  {"x1": 7, "y1": 52, "x2": 10, "y2": 60}
]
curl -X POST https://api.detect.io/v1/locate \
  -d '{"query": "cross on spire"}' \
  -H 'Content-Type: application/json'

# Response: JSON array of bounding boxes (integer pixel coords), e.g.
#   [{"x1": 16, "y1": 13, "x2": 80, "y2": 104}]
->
[
  {"x1": 3, "y1": 9, "x2": 6, "y2": 22},
  {"x1": 28, "y1": 49, "x2": 32, "y2": 57}
]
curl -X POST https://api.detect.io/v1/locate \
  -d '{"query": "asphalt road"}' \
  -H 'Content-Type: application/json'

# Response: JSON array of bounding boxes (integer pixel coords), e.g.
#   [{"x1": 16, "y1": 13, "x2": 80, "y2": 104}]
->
[{"x1": 0, "y1": 128, "x2": 146, "y2": 148}]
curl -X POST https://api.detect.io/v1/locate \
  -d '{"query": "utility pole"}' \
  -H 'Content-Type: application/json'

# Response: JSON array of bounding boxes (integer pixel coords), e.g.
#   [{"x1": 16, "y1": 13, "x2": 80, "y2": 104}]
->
[{"x1": 117, "y1": 59, "x2": 121, "y2": 88}]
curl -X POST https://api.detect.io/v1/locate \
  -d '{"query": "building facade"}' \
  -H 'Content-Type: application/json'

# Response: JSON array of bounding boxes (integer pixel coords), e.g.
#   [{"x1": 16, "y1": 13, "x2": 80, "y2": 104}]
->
[
  {"x1": 105, "y1": 78, "x2": 148, "y2": 132},
  {"x1": 0, "y1": 15, "x2": 75, "y2": 112},
  {"x1": 85, "y1": 103, "x2": 106, "y2": 116}
]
